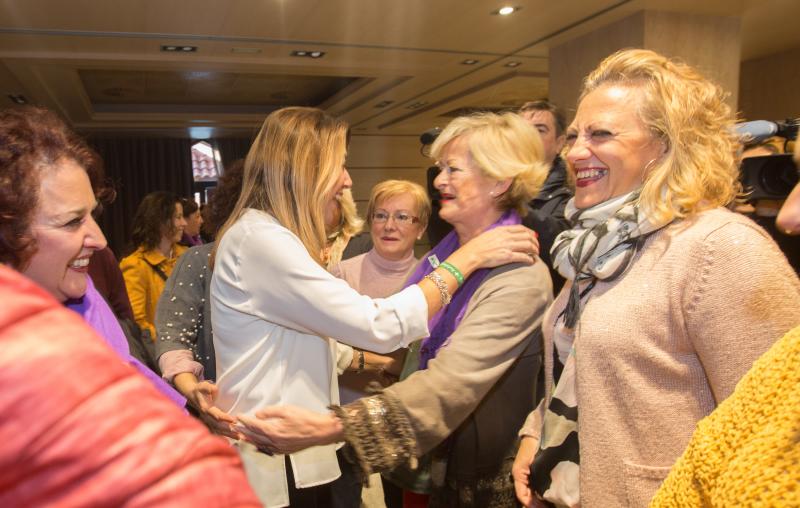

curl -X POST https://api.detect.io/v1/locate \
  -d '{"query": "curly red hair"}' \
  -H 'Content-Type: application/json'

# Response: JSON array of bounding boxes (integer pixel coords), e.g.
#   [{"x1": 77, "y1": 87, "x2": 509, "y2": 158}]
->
[{"x1": 0, "y1": 106, "x2": 104, "y2": 269}]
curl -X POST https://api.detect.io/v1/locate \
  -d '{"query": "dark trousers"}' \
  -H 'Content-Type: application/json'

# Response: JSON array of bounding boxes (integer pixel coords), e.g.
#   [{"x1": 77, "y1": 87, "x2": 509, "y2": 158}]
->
[{"x1": 286, "y1": 451, "x2": 361, "y2": 508}]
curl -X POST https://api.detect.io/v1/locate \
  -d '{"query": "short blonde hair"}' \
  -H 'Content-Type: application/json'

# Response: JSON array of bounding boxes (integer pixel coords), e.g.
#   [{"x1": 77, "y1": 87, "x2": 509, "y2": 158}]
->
[
  {"x1": 581, "y1": 49, "x2": 741, "y2": 225},
  {"x1": 216, "y1": 107, "x2": 349, "y2": 266},
  {"x1": 430, "y1": 112, "x2": 549, "y2": 215},
  {"x1": 366, "y1": 179, "x2": 431, "y2": 229}
]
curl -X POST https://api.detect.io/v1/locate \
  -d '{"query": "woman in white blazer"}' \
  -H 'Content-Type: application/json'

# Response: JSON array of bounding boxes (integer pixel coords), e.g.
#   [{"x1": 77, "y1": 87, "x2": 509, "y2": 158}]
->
[{"x1": 211, "y1": 106, "x2": 539, "y2": 508}]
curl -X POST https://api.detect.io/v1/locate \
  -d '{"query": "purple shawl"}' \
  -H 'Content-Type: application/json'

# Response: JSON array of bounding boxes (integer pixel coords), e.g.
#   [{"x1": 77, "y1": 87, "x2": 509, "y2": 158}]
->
[
  {"x1": 66, "y1": 277, "x2": 186, "y2": 408},
  {"x1": 406, "y1": 209, "x2": 521, "y2": 369}
]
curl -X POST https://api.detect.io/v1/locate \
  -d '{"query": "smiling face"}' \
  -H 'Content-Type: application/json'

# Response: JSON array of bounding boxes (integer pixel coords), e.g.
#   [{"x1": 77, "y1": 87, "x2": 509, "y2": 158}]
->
[
  {"x1": 22, "y1": 158, "x2": 107, "y2": 302},
  {"x1": 324, "y1": 165, "x2": 353, "y2": 230},
  {"x1": 565, "y1": 84, "x2": 665, "y2": 209},
  {"x1": 433, "y1": 135, "x2": 504, "y2": 237},
  {"x1": 162, "y1": 202, "x2": 186, "y2": 245},
  {"x1": 370, "y1": 193, "x2": 425, "y2": 261}
]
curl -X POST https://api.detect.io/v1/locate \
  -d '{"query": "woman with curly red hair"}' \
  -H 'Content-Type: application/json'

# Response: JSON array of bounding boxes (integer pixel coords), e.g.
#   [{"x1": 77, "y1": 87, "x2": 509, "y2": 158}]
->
[{"x1": 0, "y1": 105, "x2": 183, "y2": 407}]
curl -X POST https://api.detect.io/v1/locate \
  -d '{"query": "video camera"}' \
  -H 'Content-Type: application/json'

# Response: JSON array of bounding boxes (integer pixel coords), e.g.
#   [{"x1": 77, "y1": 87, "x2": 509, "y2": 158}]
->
[{"x1": 737, "y1": 119, "x2": 799, "y2": 200}]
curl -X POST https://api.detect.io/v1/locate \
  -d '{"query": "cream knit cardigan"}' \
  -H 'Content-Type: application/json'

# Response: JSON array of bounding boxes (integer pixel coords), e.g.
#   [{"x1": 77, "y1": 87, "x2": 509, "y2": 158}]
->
[{"x1": 520, "y1": 207, "x2": 800, "y2": 507}]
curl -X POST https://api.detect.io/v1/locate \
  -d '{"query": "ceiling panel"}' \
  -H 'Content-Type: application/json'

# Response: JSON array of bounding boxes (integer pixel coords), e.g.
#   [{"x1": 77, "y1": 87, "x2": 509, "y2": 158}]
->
[
  {"x1": 0, "y1": 0, "x2": 797, "y2": 137},
  {"x1": 79, "y1": 69, "x2": 360, "y2": 107}
]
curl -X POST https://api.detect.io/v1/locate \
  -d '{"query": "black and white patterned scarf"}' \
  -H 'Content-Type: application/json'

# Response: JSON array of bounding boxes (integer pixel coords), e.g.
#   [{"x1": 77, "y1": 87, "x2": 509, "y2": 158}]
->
[
  {"x1": 531, "y1": 190, "x2": 666, "y2": 507},
  {"x1": 551, "y1": 190, "x2": 662, "y2": 327}
]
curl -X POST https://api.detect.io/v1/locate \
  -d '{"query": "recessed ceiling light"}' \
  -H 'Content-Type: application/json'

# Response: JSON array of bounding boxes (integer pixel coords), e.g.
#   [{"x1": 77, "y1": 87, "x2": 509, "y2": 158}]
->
[
  {"x1": 461, "y1": 59, "x2": 479, "y2": 65},
  {"x1": 505, "y1": 61, "x2": 521, "y2": 67},
  {"x1": 406, "y1": 101, "x2": 428, "y2": 110},
  {"x1": 375, "y1": 100, "x2": 394, "y2": 108},
  {"x1": 291, "y1": 50, "x2": 325, "y2": 58},
  {"x1": 493, "y1": 6, "x2": 520, "y2": 15},
  {"x1": 161, "y1": 45, "x2": 197, "y2": 52}
]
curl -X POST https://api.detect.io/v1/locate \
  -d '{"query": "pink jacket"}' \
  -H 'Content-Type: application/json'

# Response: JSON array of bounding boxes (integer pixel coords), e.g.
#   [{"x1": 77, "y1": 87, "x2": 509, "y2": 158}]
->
[{"x1": 0, "y1": 265, "x2": 259, "y2": 507}]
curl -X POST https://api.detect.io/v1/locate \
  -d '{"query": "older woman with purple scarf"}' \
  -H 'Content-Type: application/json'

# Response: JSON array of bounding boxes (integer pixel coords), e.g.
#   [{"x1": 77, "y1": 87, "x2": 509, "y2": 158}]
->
[
  {"x1": 237, "y1": 112, "x2": 553, "y2": 507},
  {"x1": 0, "y1": 106, "x2": 184, "y2": 408}
]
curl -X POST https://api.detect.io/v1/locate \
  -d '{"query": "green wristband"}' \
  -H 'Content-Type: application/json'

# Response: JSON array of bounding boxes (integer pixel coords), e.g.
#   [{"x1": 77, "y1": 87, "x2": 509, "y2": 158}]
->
[{"x1": 439, "y1": 261, "x2": 464, "y2": 285}]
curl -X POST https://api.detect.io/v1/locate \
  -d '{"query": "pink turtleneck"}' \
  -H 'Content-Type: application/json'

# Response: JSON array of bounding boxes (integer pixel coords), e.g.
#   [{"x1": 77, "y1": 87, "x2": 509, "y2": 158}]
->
[{"x1": 331, "y1": 247, "x2": 418, "y2": 298}]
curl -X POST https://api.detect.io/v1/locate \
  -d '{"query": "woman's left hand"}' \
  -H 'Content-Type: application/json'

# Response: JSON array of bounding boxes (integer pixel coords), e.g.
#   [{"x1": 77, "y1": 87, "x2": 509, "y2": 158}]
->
[
  {"x1": 236, "y1": 406, "x2": 344, "y2": 455},
  {"x1": 513, "y1": 436, "x2": 546, "y2": 508}
]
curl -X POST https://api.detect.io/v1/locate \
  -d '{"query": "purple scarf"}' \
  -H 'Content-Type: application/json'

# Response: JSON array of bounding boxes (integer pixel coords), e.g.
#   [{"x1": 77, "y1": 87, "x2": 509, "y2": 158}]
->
[
  {"x1": 405, "y1": 209, "x2": 521, "y2": 369},
  {"x1": 66, "y1": 277, "x2": 186, "y2": 409}
]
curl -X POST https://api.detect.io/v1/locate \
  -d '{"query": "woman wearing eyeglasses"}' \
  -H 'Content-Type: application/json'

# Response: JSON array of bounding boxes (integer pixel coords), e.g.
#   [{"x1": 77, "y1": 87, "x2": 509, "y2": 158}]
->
[
  {"x1": 238, "y1": 112, "x2": 553, "y2": 507},
  {"x1": 332, "y1": 179, "x2": 431, "y2": 392},
  {"x1": 330, "y1": 180, "x2": 430, "y2": 508}
]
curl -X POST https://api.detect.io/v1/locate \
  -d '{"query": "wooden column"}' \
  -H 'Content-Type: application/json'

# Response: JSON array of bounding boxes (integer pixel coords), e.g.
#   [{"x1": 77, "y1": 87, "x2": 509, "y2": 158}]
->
[{"x1": 548, "y1": 10, "x2": 741, "y2": 121}]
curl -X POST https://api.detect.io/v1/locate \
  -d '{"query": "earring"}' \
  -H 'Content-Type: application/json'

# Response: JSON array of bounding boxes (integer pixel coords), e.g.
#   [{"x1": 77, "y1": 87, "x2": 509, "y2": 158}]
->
[{"x1": 489, "y1": 191, "x2": 495, "y2": 197}]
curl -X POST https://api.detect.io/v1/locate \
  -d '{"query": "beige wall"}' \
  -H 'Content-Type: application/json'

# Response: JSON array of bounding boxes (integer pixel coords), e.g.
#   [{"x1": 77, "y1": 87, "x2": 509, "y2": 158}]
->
[
  {"x1": 739, "y1": 45, "x2": 800, "y2": 122},
  {"x1": 549, "y1": 11, "x2": 646, "y2": 121},
  {"x1": 549, "y1": 10, "x2": 741, "y2": 121}
]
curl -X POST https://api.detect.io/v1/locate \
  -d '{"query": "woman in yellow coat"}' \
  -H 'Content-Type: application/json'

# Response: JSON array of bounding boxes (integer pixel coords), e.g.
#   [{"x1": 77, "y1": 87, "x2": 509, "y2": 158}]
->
[{"x1": 120, "y1": 191, "x2": 187, "y2": 341}]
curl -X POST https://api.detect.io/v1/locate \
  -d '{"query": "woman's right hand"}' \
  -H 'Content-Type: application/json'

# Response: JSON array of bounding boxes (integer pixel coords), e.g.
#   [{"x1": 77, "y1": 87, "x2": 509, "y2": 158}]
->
[
  {"x1": 452, "y1": 225, "x2": 539, "y2": 272},
  {"x1": 174, "y1": 373, "x2": 239, "y2": 439}
]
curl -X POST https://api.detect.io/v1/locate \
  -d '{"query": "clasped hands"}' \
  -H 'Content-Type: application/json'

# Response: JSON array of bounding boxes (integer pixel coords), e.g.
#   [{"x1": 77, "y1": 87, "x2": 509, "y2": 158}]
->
[{"x1": 183, "y1": 378, "x2": 341, "y2": 455}]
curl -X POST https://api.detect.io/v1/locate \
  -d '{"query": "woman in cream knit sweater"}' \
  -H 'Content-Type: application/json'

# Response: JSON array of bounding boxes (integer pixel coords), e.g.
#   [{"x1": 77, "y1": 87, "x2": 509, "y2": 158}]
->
[
  {"x1": 512, "y1": 49, "x2": 800, "y2": 508},
  {"x1": 649, "y1": 123, "x2": 800, "y2": 508}
]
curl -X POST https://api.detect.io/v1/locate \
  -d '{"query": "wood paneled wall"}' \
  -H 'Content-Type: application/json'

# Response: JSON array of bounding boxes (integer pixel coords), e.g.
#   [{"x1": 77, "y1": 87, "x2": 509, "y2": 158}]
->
[{"x1": 739, "y1": 45, "x2": 800, "y2": 122}]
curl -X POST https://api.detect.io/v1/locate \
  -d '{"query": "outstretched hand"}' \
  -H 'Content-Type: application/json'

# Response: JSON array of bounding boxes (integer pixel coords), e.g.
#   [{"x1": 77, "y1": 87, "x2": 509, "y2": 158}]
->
[
  {"x1": 236, "y1": 406, "x2": 343, "y2": 455},
  {"x1": 460, "y1": 224, "x2": 539, "y2": 271},
  {"x1": 182, "y1": 378, "x2": 239, "y2": 439}
]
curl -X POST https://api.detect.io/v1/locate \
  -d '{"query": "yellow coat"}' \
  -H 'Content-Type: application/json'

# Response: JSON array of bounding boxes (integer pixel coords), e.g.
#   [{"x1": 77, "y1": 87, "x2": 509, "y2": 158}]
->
[
  {"x1": 120, "y1": 245, "x2": 187, "y2": 341},
  {"x1": 650, "y1": 325, "x2": 800, "y2": 507}
]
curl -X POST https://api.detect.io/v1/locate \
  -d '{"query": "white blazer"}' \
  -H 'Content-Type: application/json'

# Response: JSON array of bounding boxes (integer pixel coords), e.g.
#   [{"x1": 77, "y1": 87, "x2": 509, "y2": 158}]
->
[{"x1": 211, "y1": 209, "x2": 428, "y2": 507}]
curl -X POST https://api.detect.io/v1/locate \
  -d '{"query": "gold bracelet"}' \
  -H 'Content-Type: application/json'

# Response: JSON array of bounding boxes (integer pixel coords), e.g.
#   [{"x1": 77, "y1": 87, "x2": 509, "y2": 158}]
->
[{"x1": 425, "y1": 270, "x2": 451, "y2": 306}]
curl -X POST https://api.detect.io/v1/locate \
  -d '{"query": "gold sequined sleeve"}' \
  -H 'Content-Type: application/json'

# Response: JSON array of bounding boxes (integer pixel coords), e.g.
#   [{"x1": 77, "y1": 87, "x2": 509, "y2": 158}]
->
[{"x1": 330, "y1": 391, "x2": 418, "y2": 477}]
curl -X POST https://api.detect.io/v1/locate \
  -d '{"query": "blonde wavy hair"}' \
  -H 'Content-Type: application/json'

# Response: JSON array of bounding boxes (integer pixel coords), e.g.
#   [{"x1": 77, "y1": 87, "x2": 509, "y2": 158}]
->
[
  {"x1": 430, "y1": 112, "x2": 549, "y2": 215},
  {"x1": 325, "y1": 188, "x2": 364, "y2": 269},
  {"x1": 366, "y1": 179, "x2": 432, "y2": 229},
  {"x1": 216, "y1": 107, "x2": 349, "y2": 266},
  {"x1": 581, "y1": 48, "x2": 742, "y2": 225}
]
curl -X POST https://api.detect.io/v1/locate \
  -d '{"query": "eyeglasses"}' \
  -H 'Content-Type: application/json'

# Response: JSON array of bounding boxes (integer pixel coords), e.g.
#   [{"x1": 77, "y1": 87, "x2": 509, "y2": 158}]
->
[{"x1": 372, "y1": 210, "x2": 419, "y2": 226}]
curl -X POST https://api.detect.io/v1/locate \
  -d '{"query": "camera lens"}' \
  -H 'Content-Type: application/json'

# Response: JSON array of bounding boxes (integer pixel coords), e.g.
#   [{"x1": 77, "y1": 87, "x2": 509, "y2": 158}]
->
[{"x1": 759, "y1": 160, "x2": 799, "y2": 197}]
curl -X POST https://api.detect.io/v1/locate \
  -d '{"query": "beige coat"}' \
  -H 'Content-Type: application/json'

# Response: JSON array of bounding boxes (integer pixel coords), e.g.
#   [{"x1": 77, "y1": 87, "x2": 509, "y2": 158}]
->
[
  {"x1": 390, "y1": 260, "x2": 552, "y2": 455},
  {"x1": 521, "y1": 208, "x2": 800, "y2": 507}
]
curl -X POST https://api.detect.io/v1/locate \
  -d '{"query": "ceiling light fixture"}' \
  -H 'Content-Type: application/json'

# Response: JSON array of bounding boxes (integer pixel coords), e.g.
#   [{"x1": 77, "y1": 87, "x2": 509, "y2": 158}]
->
[
  {"x1": 291, "y1": 50, "x2": 326, "y2": 58},
  {"x1": 493, "y1": 6, "x2": 520, "y2": 15},
  {"x1": 505, "y1": 61, "x2": 521, "y2": 67},
  {"x1": 461, "y1": 59, "x2": 479, "y2": 65},
  {"x1": 406, "y1": 101, "x2": 428, "y2": 110},
  {"x1": 375, "y1": 100, "x2": 394, "y2": 108},
  {"x1": 161, "y1": 45, "x2": 197, "y2": 52}
]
